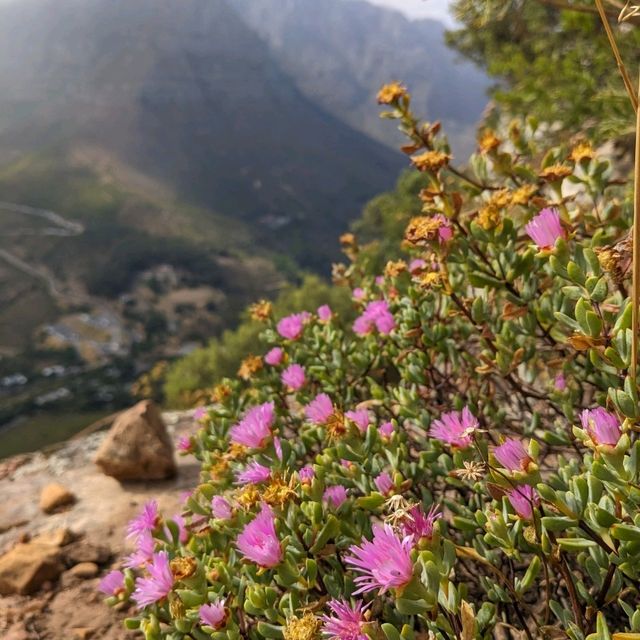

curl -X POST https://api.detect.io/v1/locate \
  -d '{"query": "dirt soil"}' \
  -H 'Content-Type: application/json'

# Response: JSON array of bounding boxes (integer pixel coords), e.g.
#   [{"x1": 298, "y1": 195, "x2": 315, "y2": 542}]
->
[{"x1": 0, "y1": 410, "x2": 201, "y2": 640}]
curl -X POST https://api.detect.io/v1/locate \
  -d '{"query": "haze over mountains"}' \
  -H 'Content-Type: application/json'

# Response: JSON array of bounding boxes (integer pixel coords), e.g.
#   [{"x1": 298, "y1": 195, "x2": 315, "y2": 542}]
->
[
  {"x1": 233, "y1": 0, "x2": 487, "y2": 155},
  {"x1": 0, "y1": 0, "x2": 487, "y2": 450}
]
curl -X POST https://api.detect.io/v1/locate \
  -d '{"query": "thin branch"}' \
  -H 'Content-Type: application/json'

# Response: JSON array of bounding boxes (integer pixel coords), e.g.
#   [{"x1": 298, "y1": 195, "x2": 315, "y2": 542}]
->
[{"x1": 594, "y1": 0, "x2": 639, "y2": 112}]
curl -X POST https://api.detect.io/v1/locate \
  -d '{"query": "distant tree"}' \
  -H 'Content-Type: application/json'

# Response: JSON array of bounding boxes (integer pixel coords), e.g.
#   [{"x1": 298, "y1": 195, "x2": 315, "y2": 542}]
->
[{"x1": 448, "y1": 0, "x2": 640, "y2": 145}]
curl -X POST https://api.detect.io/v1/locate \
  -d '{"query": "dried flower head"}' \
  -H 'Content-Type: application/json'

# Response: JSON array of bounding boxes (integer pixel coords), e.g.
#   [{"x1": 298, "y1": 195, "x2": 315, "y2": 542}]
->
[
  {"x1": 238, "y1": 355, "x2": 263, "y2": 380},
  {"x1": 249, "y1": 300, "x2": 273, "y2": 322},
  {"x1": 264, "y1": 475, "x2": 298, "y2": 507},
  {"x1": 384, "y1": 260, "x2": 407, "y2": 278},
  {"x1": 477, "y1": 189, "x2": 512, "y2": 230},
  {"x1": 569, "y1": 141, "x2": 594, "y2": 164},
  {"x1": 478, "y1": 129, "x2": 501, "y2": 154},
  {"x1": 539, "y1": 164, "x2": 572, "y2": 182},
  {"x1": 510, "y1": 184, "x2": 537, "y2": 206},
  {"x1": 284, "y1": 612, "x2": 321, "y2": 640},
  {"x1": 596, "y1": 232, "x2": 632, "y2": 285},
  {"x1": 237, "y1": 484, "x2": 261, "y2": 509},
  {"x1": 405, "y1": 215, "x2": 452, "y2": 246},
  {"x1": 211, "y1": 383, "x2": 232, "y2": 403},
  {"x1": 410, "y1": 150, "x2": 450, "y2": 173},
  {"x1": 454, "y1": 460, "x2": 486, "y2": 482},
  {"x1": 376, "y1": 81, "x2": 407, "y2": 104},
  {"x1": 170, "y1": 556, "x2": 197, "y2": 581}
]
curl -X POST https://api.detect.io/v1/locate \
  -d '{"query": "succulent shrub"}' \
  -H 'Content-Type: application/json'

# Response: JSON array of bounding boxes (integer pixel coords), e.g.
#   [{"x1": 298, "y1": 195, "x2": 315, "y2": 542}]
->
[{"x1": 102, "y1": 84, "x2": 640, "y2": 640}]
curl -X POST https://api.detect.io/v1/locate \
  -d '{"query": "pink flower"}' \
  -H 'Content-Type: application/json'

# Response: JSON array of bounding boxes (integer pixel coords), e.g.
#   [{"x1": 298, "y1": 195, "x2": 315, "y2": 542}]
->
[
  {"x1": 132, "y1": 551, "x2": 174, "y2": 608},
  {"x1": 493, "y1": 439, "x2": 532, "y2": 472},
  {"x1": 277, "y1": 313, "x2": 307, "y2": 340},
  {"x1": 353, "y1": 315, "x2": 372, "y2": 336},
  {"x1": 321, "y1": 599, "x2": 368, "y2": 640},
  {"x1": 433, "y1": 214, "x2": 453, "y2": 243},
  {"x1": 98, "y1": 570, "x2": 125, "y2": 596},
  {"x1": 236, "y1": 504, "x2": 282, "y2": 568},
  {"x1": 409, "y1": 258, "x2": 426, "y2": 274},
  {"x1": 378, "y1": 421, "x2": 394, "y2": 438},
  {"x1": 554, "y1": 373, "x2": 567, "y2": 391},
  {"x1": 265, "y1": 347, "x2": 284, "y2": 366},
  {"x1": 274, "y1": 435, "x2": 283, "y2": 460},
  {"x1": 353, "y1": 300, "x2": 395, "y2": 336},
  {"x1": 236, "y1": 461, "x2": 271, "y2": 485},
  {"x1": 123, "y1": 530, "x2": 155, "y2": 569},
  {"x1": 375, "y1": 276, "x2": 385, "y2": 286},
  {"x1": 345, "y1": 409, "x2": 370, "y2": 433},
  {"x1": 324, "y1": 485, "x2": 348, "y2": 508},
  {"x1": 177, "y1": 436, "x2": 192, "y2": 453},
  {"x1": 374, "y1": 472, "x2": 394, "y2": 496},
  {"x1": 305, "y1": 393, "x2": 334, "y2": 424},
  {"x1": 429, "y1": 407, "x2": 478, "y2": 448},
  {"x1": 199, "y1": 601, "x2": 226, "y2": 629},
  {"x1": 229, "y1": 402, "x2": 275, "y2": 449},
  {"x1": 353, "y1": 288, "x2": 365, "y2": 300},
  {"x1": 212, "y1": 496, "x2": 232, "y2": 520},
  {"x1": 299, "y1": 465, "x2": 314, "y2": 483},
  {"x1": 345, "y1": 524, "x2": 414, "y2": 595},
  {"x1": 126, "y1": 500, "x2": 159, "y2": 539},
  {"x1": 580, "y1": 407, "x2": 621, "y2": 447},
  {"x1": 193, "y1": 406, "x2": 208, "y2": 421},
  {"x1": 318, "y1": 305, "x2": 333, "y2": 322},
  {"x1": 525, "y1": 207, "x2": 565, "y2": 249},
  {"x1": 507, "y1": 485, "x2": 540, "y2": 520},
  {"x1": 281, "y1": 364, "x2": 306, "y2": 390},
  {"x1": 402, "y1": 504, "x2": 441, "y2": 540}
]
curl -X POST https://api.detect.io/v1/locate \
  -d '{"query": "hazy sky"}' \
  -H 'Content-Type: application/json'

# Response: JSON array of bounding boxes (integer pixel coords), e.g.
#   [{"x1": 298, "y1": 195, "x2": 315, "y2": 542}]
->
[{"x1": 358, "y1": 0, "x2": 455, "y2": 25}]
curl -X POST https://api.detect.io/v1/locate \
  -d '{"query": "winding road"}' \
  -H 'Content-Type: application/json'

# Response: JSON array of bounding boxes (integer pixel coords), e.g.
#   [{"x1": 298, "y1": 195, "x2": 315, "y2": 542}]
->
[{"x1": 0, "y1": 201, "x2": 85, "y2": 299}]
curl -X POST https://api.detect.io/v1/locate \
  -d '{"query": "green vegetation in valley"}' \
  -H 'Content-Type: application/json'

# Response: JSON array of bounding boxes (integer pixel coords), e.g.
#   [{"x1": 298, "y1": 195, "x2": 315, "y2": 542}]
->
[{"x1": 163, "y1": 275, "x2": 354, "y2": 406}]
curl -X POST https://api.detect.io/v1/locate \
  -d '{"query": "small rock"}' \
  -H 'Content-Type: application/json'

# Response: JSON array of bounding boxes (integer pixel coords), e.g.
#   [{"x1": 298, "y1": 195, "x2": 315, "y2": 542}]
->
[
  {"x1": 93, "y1": 400, "x2": 176, "y2": 481},
  {"x1": 68, "y1": 562, "x2": 99, "y2": 579},
  {"x1": 39, "y1": 483, "x2": 76, "y2": 514},
  {"x1": 65, "y1": 541, "x2": 110, "y2": 565},
  {"x1": 0, "y1": 540, "x2": 63, "y2": 595},
  {"x1": 71, "y1": 628, "x2": 94, "y2": 640},
  {"x1": 33, "y1": 528, "x2": 74, "y2": 547},
  {"x1": 4, "y1": 624, "x2": 30, "y2": 640}
]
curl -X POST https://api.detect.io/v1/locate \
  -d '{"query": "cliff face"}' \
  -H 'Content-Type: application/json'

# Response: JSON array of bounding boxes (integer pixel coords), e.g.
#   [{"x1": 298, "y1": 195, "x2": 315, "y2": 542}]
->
[
  {"x1": 0, "y1": 410, "x2": 198, "y2": 639},
  {"x1": 232, "y1": 0, "x2": 489, "y2": 156}
]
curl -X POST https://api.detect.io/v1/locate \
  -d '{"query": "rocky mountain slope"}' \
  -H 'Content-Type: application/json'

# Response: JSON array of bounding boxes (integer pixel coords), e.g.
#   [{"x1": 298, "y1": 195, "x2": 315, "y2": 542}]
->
[{"x1": 232, "y1": 0, "x2": 489, "y2": 156}]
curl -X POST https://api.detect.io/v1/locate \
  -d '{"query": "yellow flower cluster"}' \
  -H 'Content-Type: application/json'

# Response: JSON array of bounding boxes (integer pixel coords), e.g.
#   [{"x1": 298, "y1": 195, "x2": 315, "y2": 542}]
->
[
  {"x1": 376, "y1": 81, "x2": 407, "y2": 105},
  {"x1": 249, "y1": 299, "x2": 273, "y2": 322},
  {"x1": 477, "y1": 189, "x2": 512, "y2": 230},
  {"x1": 405, "y1": 216, "x2": 444, "y2": 246},
  {"x1": 283, "y1": 613, "x2": 321, "y2": 640},
  {"x1": 238, "y1": 355, "x2": 263, "y2": 380},
  {"x1": 410, "y1": 150, "x2": 450, "y2": 173}
]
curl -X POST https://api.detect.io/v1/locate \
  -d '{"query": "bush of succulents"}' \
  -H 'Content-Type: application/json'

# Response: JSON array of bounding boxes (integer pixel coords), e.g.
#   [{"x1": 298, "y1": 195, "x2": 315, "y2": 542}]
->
[{"x1": 101, "y1": 84, "x2": 640, "y2": 640}]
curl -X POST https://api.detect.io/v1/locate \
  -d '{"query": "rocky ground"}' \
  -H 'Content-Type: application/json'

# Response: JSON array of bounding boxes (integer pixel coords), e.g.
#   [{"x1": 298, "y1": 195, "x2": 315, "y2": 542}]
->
[{"x1": 0, "y1": 406, "x2": 201, "y2": 639}]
